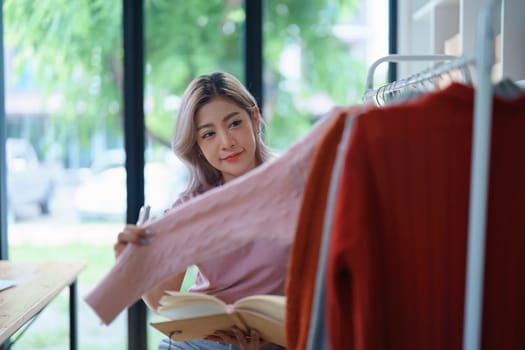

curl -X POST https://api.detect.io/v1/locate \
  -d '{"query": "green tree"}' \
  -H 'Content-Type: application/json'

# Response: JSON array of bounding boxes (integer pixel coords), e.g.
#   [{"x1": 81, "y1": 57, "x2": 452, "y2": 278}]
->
[{"x1": 3, "y1": 0, "x2": 364, "y2": 159}]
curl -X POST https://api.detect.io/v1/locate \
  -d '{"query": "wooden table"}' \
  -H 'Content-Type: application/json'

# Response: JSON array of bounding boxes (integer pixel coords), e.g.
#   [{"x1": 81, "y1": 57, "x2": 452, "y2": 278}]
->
[{"x1": 0, "y1": 260, "x2": 86, "y2": 349}]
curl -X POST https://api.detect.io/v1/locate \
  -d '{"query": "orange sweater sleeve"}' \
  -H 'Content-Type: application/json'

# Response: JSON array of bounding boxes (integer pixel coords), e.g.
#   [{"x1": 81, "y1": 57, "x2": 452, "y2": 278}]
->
[{"x1": 285, "y1": 104, "x2": 374, "y2": 350}]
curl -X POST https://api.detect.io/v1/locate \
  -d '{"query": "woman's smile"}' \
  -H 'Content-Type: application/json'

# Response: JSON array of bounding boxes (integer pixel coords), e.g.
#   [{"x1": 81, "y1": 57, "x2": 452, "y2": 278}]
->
[{"x1": 222, "y1": 151, "x2": 243, "y2": 162}]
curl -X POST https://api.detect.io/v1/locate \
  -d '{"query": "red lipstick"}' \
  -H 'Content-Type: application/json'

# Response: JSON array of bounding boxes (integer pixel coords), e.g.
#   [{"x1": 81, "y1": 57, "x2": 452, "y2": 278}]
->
[{"x1": 223, "y1": 152, "x2": 242, "y2": 162}]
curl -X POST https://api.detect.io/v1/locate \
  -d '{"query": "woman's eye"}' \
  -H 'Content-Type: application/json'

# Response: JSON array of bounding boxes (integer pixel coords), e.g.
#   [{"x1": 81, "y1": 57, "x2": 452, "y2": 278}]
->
[
  {"x1": 229, "y1": 120, "x2": 242, "y2": 128},
  {"x1": 201, "y1": 131, "x2": 215, "y2": 139}
]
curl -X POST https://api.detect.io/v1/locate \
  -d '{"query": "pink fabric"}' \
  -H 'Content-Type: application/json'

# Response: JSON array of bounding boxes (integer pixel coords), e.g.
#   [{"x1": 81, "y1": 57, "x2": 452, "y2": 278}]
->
[
  {"x1": 171, "y1": 196, "x2": 291, "y2": 304},
  {"x1": 85, "y1": 107, "x2": 345, "y2": 324},
  {"x1": 189, "y1": 240, "x2": 290, "y2": 304}
]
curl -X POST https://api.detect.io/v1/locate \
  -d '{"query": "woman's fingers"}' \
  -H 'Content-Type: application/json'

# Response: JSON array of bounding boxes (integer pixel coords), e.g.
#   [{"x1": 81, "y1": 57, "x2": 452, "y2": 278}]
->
[
  {"x1": 232, "y1": 327, "x2": 249, "y2": 349},
  {"x1": 113, "y1": 225, "x2": 153, "y2": 258},
  {"x1": 248, "y1": 329, "x2": 261, "y2": 349},
  {"x1": 206, "y1": 330, "x2": 236, "y2": 345},
  {"x1": 205, "y1": 328, "x2": 265, "y2": 349},
  {"x1": 210, "y1": 328, "x2": 263, "y2": 350}
]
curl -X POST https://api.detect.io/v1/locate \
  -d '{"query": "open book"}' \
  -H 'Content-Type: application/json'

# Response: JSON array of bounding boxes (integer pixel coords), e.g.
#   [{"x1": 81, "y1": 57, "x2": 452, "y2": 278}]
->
[{"x1": 150, "y1": 291, "x2": 286, "y2": 346}]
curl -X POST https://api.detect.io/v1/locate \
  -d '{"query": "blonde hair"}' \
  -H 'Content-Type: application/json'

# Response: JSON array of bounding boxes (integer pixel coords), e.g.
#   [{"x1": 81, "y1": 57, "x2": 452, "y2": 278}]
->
[{"x1": 172, "y1": 71, "x2": 273, "y2": 195}]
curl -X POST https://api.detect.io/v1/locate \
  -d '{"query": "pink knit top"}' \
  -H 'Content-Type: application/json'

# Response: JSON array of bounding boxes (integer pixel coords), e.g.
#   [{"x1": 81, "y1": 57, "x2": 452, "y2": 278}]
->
[
  {"x1": 166, "y1": 194, "x2": 290, "y2": 304},
  {"x1": 85, "y1": 107, "x2": 345, "y2": 324}
]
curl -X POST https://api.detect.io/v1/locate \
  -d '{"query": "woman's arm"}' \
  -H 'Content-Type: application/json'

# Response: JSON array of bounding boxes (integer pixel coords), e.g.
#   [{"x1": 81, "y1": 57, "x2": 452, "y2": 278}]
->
[{"x1": 113, "y1": 223, "x2": 186, "y2": 310}]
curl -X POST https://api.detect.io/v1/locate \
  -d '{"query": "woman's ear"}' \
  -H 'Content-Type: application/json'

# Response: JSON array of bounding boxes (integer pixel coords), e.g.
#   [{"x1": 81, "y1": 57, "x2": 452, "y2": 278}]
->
[{"x1": 252, "y1": 106, "x2": 261, "y2": 132}]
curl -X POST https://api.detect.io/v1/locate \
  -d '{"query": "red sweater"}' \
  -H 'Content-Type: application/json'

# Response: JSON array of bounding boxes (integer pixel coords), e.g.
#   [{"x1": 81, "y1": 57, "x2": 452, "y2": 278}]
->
[{"x1": 327, "y1": 83, "x2": 525, "y2": 349}]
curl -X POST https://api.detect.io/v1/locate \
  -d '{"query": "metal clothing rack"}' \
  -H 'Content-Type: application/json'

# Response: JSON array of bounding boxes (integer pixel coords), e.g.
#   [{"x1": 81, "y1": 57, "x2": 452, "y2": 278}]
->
[
  {"x1": 363, "y1": 54, "x2": 466, "y2": 103},
  {"x1": 463, "y1": 1, "x2": 501, "y2": 349},
  {"x1": 361, "y1": 1, "x2": 502, "y2": 349}
]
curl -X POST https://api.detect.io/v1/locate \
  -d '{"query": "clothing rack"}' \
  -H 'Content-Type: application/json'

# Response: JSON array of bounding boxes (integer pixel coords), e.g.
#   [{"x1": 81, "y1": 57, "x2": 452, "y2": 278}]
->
[
  {"x1": 361, "y1": 1, "x2": 502, "y2": 349},
  {"x1": 463, "y1": 1, "x2": 501, "y2": 349},
  {"x1": 363, "y1": 54, "x2": 467, "y2": 103}
]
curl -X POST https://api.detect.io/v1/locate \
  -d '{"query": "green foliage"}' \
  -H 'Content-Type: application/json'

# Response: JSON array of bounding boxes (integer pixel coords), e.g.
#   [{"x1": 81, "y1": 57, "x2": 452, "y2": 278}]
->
[
  {"x1": 4, "y1": 0, "x2": 123, "y2": 154},
  {"x1": 4, "y1": 0, "x2": 366, "y2": 155},
  {"x1": 142, "y1": 0, "x2": 245, "y2": 147},
  {"x1": 263, "y1": 0, "x2": 365, "y2": 148}
]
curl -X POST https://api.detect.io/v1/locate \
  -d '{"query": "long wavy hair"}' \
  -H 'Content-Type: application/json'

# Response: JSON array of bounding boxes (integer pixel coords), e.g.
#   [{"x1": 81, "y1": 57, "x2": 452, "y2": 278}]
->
[{"x1": 172, "y1": 71, "x2": 273, "y2": 195}]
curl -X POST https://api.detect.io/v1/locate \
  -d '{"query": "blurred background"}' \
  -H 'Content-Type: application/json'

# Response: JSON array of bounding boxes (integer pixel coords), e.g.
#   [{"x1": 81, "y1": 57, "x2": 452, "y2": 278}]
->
[{"x1": 3, "y1": 0, "x2": 389, "y2": 349}]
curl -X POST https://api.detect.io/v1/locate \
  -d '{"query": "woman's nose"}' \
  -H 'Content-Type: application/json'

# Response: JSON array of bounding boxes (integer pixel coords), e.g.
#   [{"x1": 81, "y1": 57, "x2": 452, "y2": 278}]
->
[{"x1": 218, "y1": 130, "x2": 235, "y2": 148}]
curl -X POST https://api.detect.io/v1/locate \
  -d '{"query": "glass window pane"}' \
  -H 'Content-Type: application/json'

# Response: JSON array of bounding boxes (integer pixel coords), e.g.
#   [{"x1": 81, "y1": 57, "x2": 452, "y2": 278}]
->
[
  {"x1": 263, "y1": 0, "x2": 389, "y2": 150},
  {"x1": 4, "y1": 1, "x2": 127, "y2": 348}
]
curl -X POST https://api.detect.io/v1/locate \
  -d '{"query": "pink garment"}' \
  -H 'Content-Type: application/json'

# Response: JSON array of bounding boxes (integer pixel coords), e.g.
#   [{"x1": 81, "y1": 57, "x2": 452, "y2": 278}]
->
[
  {"x1": 85, "y1": 107, "x2": 346, "y2": 324},
  {"x1": 189, "y1": 241, "x2": 290, "y2": 304},
  {"x1": 171, "y1": 196, "x2": 290, "y2": 304}
]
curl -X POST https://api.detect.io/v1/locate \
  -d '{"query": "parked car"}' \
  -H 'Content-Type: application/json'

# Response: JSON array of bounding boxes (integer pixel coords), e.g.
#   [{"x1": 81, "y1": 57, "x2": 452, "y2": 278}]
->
[
  {"x1": 74, "y1": 149, "x2": 188, "y2": 221},
  {"x1": 6, "y1": 138, "x2": 56, "y2": 219}
]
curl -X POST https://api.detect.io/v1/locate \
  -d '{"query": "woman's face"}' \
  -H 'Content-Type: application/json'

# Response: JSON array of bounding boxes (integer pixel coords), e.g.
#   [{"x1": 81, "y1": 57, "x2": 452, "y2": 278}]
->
[{"x1": 195, "y1": 97, "x2": 259, "y2": 183}]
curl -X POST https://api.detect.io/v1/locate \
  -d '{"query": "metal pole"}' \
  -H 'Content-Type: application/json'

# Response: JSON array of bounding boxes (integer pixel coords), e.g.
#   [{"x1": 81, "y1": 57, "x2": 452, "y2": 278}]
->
[
  {"x1": 462, "y1": 1, "x2": 501, "y2": 349},
  {"x1": 244, "y1": 0, "x2": 263, "y2": 112},
  {"x1": 69, "y1": 280, "x2": 78, "y2": 350},
  {"x1": 123, "y1": 0, "x2": 147, "y2": 349}
]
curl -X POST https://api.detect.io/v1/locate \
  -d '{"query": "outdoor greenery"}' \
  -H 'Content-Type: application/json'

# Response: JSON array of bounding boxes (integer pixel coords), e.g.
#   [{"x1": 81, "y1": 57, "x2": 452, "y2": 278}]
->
[
  {"x1": 3, "y1": 0, "x2": 364, "y2": 164},
  {"x1": 10, "y1": 242, "x2": 114, "y2": 285}
]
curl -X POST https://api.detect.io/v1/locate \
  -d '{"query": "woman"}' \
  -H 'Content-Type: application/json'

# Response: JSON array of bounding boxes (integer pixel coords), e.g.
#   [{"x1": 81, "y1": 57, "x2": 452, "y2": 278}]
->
[{"x1": 114, "y1": 72, "x2": 288, "y2": 350}]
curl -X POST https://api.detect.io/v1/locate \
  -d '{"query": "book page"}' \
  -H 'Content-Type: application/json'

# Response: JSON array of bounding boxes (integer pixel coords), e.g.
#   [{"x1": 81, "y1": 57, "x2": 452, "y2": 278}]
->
[
  {"x1": 234, "y1": 295, "x2": 285, "y2": 323},
  {"x1": 158, "y1": 291, "x2": 228, "y2": 319},
  {"x1": 157, "y1": 304, "x2": 226, "y2": 320},
  {"x1": 160, "y1": 291, "x2": 227, "y2": 306},
  {"x1": 151, "y1": 313, "x2": 241, "y2": 341}
]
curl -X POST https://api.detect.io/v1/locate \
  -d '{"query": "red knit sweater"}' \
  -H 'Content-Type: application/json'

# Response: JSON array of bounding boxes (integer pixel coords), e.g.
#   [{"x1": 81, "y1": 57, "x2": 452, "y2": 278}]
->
[{"x1": 327, "y1": 83, "x2": 525, "y2": 349}]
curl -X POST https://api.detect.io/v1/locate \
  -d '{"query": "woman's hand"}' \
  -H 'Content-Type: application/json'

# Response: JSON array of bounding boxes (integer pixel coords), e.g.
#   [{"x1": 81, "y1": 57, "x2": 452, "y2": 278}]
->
[
  {"x1": 205, "y1": 328, "x2": 268, "y2": 350},
  {"x1": 113, "y1": 224, "x2": 152, "y2": 258}
]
